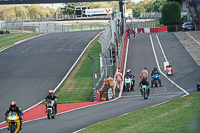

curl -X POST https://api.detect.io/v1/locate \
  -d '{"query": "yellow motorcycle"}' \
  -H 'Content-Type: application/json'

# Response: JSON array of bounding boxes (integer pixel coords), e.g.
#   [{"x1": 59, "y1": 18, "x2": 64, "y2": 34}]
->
[{"x1": 6, "y1": 112, "x2": 20, "y2": 133}]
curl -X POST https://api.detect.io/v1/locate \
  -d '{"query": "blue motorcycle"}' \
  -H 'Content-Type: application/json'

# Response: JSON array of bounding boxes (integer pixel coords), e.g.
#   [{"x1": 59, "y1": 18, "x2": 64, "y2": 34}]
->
[
  {"x1": 152, "y1": 74, "x2": 160, "y2": 87},
  {"x1": 141, "y1": 85, "x2": 149, "y2": 99}
]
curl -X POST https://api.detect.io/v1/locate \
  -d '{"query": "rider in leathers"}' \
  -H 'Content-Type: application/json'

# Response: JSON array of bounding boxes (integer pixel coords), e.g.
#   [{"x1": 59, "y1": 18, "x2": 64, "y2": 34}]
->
[
  {"x1": 5, "y1": 101, "x2": 23, "y2": 130},
  {"x1": 139, "y1": 76, "x2": 150, "y2": 95},
  {"x1": 151, "y1": 67, "x2": 162, "y2": 87},
  {"x1": 45, "y1": 90, "x2": 58, "y2": 114},
  {"x1": 124, "y1": 69, "x2": 135, "y2": 90}
]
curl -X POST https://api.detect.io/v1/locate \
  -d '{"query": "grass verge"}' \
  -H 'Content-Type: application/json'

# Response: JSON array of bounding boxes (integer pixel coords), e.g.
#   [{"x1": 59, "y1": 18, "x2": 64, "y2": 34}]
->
[
  {"x1": 80, "y1": 92, "x2": 200, "y2": 133},
  {"x1": 0, "y1": 33, "x2": 40, "y2": 51},
  {"x1": 55, "y1": 36, "x2": 101, "y2": 103}
]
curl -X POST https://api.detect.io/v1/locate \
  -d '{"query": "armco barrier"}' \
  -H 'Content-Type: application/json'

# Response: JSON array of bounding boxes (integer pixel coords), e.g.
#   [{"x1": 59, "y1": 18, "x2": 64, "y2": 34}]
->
[
  {"x1": 130, "y1": 29, "x2": 133, "y2": 34},
  {"x1": 137, "y1": 28, "x2": 145, "y2": 33},
  {"x1": 150, "y1": 27, "x2": 167, "y2": 33},
  {"x1": 120, "y1": 35, "x2": 127, "y2": 71},
  {"x1": 129, "y1": 27, "x2": 168, "y2": 33}
]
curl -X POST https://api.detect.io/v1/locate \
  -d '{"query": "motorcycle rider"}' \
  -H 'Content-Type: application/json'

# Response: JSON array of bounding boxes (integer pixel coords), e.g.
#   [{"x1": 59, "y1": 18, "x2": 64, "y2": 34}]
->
[
  {"x1": 140, "y1": 67, "x2": 148, "y2": 79},
  {"x1": 151, "y1": 67, "x2": 162, "y2": 87},
  {"x1": 124, "y1": 69, "x2": 135, "y2": 90},
  {"x1": 44, "y1": 90, "x2": 58, "y2": 114},
  {"x1": 5, "y1": 101, "x2": 23, "y2": 130},
  {"x1": 139, "y1": 76, "x2": 150, "y2": 95}
]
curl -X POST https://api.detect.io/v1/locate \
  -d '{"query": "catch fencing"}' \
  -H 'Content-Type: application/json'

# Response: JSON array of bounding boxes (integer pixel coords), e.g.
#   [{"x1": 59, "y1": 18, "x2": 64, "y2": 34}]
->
[{"x1": 0, "y1": 21, "x2": 107, "y2": 33}]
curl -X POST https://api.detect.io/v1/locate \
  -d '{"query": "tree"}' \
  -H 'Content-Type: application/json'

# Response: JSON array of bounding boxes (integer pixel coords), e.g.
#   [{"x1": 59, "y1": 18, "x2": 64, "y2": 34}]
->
[
  {"x1": 28, "y1": 5, "x2": 49, "y2": 19},
  {"x1": 0, "y1": 5, "x2": 8, "y2": 19},
  {"x1": 161, "y1": 1, "x2": 182, "y2": 25},
  {"x1": 132, "y1": 5, "x2": 145, "y2": 18},
  {"x1": 14, "y1": 6, "x2": 28, "y2": 20},
  {"x1": 146, "y1": 0, "x2": 166, "y2": 12},
  {"x1": 46, "y1": 7, "x2": 55, "y2": 19},
  {"x1": 2, "y1": 6, "x2": 16, "y2": 20}
]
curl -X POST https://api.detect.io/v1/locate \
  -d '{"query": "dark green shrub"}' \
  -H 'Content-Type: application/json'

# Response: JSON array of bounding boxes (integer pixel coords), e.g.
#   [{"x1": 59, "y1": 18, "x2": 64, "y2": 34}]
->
[{"x1": 161, "y1": 1, "x2": 182, "y2": 25}]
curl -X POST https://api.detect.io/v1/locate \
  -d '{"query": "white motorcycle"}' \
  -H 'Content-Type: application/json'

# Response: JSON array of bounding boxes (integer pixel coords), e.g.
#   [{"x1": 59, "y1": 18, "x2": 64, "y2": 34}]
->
[
  {"x1": 46, "y1": 100, "x2": 56, "y2": 119},
  {"x1": 123, "y1": 76, "x2": 131, "y2": 92}
]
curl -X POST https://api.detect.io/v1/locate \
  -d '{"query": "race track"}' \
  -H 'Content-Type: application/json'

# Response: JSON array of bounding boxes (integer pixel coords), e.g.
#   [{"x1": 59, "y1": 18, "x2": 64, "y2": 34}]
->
[
  {"x1": 0, "y1": 30, "x2": 102, "y2": 122},
  {"x1": 1, "y1": 32, "x2": 200, "y2": 133}
]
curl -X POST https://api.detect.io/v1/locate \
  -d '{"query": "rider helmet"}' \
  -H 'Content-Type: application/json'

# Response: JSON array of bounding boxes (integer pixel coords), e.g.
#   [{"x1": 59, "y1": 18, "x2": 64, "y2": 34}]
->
[
  {"x1": 144, "y1": 67, "x2": 147, "y2": 70},
  {"x1": 49, "y1": 90, "x2": 53, "y2": 94},
  {"x1": 126, "y1": 69, "x2": 131, "y2": 73},
  {"x1": 10, "y1": 101, "x2": 16, "y2": 109},
  {"x1": 142, "y1": 76, "x2": 146, "y2": 79},
  {"x1": 154, "y1": 67, "x2": 157, "y2": 71}
]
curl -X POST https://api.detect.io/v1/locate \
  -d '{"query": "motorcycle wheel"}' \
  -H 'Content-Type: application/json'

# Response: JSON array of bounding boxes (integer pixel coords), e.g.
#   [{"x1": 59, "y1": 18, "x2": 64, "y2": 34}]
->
[
  {"x1": 47, "y1": 109, "x2": 51, "y2": 119},
  {"x1": 143, "y1": 90, "x2": 146, "y2": 99},
  {"x1": 127, "y1": 84, "x2": 130, "y2": 92},
  {"x1": 10, "y1": 123, "x2": 16, "y2": 133},
  {"x1": 155, "y1": 82, "x2": 158, "y2": 87},
  {"x1": 51, "y1": 116, "x2": 55, "y2": 119}
]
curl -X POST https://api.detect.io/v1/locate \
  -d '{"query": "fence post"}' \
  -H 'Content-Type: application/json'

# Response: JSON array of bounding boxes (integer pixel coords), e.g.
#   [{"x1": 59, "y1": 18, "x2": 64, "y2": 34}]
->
[
  {"x1": 88, "y1": 55, "x2": 97, "y2": 102},
  {"x1": 54, "y1": 24, "x2": 56, "y2": 32},
  {"x1": 39, "y1": 23, "x2": 40, "y2": 33},
  {"x1": 47, "y1": 24, "x2": 48, "y2": 33},
  {"x1": 77, "y1": 22, "x2": 79, "y2": 31},
  {"x1": 32, "y1": 23, "x2": 34, "y2": 33},
  {"x1": 12, "y1": 22, "x2": 13, "y2": 33}
]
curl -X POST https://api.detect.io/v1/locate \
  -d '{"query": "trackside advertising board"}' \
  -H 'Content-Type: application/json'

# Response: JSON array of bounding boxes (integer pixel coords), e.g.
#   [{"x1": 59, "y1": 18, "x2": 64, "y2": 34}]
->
[{"x1": 85, "y1": 8, "x2": 113, "y2": 15}]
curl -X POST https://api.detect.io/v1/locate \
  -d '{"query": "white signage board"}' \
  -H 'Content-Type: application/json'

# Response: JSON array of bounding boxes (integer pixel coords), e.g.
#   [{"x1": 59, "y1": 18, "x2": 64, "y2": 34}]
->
[{"x1": 85, "y1": 8, "x2": 113, "y2": 15}]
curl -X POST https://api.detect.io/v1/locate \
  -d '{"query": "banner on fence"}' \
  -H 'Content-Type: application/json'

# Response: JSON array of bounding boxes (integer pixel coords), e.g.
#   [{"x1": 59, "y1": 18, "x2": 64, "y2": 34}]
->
[{"x1": 85, "y1": 8, "x2": 113, "y2": 15}]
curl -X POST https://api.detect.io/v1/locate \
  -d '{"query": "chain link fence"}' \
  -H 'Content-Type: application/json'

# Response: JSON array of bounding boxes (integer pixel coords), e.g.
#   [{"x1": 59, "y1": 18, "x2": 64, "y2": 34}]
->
[{"x1": 0, "y1": 21, "x2": 107, "y2": 33}]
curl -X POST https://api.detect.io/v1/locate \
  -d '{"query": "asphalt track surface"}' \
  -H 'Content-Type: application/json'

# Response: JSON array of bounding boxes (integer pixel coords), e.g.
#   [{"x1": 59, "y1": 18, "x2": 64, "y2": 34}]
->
[
  {"x1": 1, "y1": 32, "x2": 200, "y2": 133},
  {"x1": 0, "y1": 30, "x2": 102, "y2": 122}
]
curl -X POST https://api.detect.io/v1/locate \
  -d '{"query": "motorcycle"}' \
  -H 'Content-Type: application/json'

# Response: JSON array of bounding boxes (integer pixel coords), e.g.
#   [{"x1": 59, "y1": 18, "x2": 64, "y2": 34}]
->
[
  {"x1": 152, "y1": 74, "x2": 160, "y2": 87},
  {"x1": 123, "y1": 76, "x2": 131, "y2": 92},
  {"x1": 46, "y1": 100, "x2": 56, "y2": 119},
  {"x1": 6, "y1": 112, "x2": 20, "y2": 133},
  {"x1": 141, "y1": 85, "x2": 149, "y2": 99}
]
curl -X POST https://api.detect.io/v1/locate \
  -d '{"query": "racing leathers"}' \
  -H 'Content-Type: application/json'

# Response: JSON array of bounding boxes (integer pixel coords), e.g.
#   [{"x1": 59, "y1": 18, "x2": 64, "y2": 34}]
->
[
  {"x1": 5, "y1": 106, "x2": 23, "y2": 130},
  {"x1": 124, "y1": 72, "x2": 135, "y2": 90},
  {"x1": 151, "y1": 69, "x2": 162, "y2": 87},
  {"x1": 45, "y1": 94, "x2": 58, "y2": 114},
  {"x1": 139, "y1": 78, "x2": 150, "y2": 95}
]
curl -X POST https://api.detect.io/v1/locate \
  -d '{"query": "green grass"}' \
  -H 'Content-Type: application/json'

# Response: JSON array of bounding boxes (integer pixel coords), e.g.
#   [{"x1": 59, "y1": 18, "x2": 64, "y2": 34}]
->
[
  {"x1": 80, "y1": 92, "x2": 200, "y2": 133},
  {"x1": 55, "y1": 36, "x2": 101, "y2": 103},
  {"x1": 0, "y1": 33, "x2": 40, "y2": 50}
]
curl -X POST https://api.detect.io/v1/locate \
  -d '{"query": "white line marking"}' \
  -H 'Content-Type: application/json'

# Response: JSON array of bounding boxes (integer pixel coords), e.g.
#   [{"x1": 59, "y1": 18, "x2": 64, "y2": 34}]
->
[
  {"x1": 156, "y1": 35, "x2": 168, "y2": 62},
  {"x1": 186, "y1": 32, "x2": 200, "y2": 45},
  {"x1": 0, "y1": 34, "x2": 46, "y2": 53},
  {"x1": 73, "y1": 37, "x2": 130, "y2": 133},
  {"x1": 0, "y1": 32, "x2": 103, "y2": 129},
  {"x1": 118, "y1": 38, "x2": 130, "y2": 97},
  {"x1": 149, "y1": 35, "x2": 189, "y2": 96}
]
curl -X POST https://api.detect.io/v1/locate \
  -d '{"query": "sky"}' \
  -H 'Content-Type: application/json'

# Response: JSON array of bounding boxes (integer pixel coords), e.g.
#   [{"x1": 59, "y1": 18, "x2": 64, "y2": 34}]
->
[{"x1": 40, "y1": 0, "x2": 144, "y2": 9}]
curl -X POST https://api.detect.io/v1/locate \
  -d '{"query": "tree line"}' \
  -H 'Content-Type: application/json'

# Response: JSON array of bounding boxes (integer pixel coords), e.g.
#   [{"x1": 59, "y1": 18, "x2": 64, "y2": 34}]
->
[{"x1": 0, "y1": 0, "x2": 166, "y2": 20}]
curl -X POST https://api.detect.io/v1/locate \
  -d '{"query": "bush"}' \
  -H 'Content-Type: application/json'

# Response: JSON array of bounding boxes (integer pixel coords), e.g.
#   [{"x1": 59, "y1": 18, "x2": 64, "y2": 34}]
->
[{"x1": 161, "y1": 1, "x2": 182, "y2": 25}]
